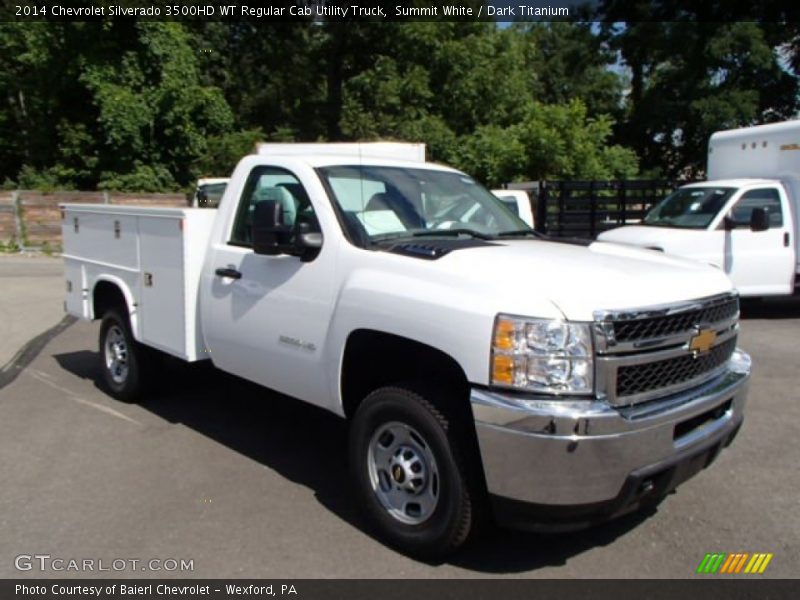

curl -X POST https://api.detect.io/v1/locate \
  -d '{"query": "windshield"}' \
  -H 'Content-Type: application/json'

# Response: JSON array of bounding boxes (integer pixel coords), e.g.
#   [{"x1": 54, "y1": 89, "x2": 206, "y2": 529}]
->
[
  {"x1": 643, "y1": 187, "x2": 735, "y2": 229},
  {"x1": 196, "y1": 182, "x2": 228, "y2": 208},
  {"x1": 317, "y1": 165, "x2": 530, "y2": 244}
]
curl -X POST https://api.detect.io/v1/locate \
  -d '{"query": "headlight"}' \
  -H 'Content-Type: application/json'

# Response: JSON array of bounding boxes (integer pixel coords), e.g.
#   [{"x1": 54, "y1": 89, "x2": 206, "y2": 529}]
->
[{"x1": 491, "y1": 315, "x2": 594, "y2": 395}]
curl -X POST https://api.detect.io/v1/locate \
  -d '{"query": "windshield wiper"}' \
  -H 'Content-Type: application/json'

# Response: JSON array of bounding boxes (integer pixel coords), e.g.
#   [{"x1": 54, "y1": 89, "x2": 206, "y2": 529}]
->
[
  {"x1": 496, "y1": 229, "x2": 543, "y2": 238},
  {"x1": 404, "y1": 228, "x2": 496, "y2": 241},
  {"x1": 372, "y1": 228, "x2": 498, "y2": 243}
]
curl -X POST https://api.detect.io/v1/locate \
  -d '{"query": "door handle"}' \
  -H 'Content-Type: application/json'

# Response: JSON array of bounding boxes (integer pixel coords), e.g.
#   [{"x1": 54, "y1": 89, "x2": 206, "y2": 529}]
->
[
  {"x1": 785, "y1": 232, "x2": 790, "y2": 247},
  {"x1": 215, "y1": 267, "x2": 242, "y2": 280}
]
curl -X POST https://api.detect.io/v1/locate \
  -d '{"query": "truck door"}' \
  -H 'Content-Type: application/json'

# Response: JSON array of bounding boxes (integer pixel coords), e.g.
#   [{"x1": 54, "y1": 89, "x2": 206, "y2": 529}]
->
[
  {"x1": 722, "y1": 186, "x2": 795, "y2": 296},
  {"x1": 201, "y1": 164, "x2": 337, "y2": 408}
]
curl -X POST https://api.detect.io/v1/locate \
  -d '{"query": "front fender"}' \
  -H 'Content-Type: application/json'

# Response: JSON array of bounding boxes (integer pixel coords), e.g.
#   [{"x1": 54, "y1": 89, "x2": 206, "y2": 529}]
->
[{"x1": 324, "y1": 268, "x2": 501, "y2": 415}]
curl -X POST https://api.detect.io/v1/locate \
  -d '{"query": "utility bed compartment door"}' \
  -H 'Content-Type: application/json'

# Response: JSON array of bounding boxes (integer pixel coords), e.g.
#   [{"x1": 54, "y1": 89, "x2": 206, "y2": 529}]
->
[
  {"x1": 63, "y1": 257, "x2": 87, "y2": 318},
  {"x1": 139, "y1": 217, "x2": 186, "y2": 357},
  {"x1": 70, "y1": 212, "x2": 139, "y2": 270}
]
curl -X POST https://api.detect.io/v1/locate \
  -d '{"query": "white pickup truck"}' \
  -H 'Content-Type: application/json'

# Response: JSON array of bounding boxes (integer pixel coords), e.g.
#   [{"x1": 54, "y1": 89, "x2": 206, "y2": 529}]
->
[
  {"x1": 599, "y1": 120, "x2": 800, "y2": 297},
  {"x1": 62, "y1": 143, "x2": 751, "y2": 559}
]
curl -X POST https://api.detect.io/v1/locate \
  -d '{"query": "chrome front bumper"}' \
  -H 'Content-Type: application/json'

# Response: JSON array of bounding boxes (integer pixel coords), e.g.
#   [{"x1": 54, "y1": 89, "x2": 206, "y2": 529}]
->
[{"x1": 471, "y1": 349, "x2": 751, "y2": 530}]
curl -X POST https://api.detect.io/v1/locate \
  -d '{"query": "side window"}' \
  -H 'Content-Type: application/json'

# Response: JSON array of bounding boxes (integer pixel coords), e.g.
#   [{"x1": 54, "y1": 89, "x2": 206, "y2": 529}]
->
[
  {"x1": 730, "y1": 188, "x2": 783, "y2": 228},
  {"x1": 229, "y1": 166, "x2": 317, "y2": 246}
]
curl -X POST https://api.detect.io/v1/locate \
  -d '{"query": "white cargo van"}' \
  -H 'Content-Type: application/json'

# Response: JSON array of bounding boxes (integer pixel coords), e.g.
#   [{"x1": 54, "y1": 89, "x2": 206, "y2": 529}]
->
[
  {"x1": 61, "y1": 143, "x2": 750, "y2": 558},
  {"x1": 599, "y1": 120, "x2": 800, "y2": 297}
]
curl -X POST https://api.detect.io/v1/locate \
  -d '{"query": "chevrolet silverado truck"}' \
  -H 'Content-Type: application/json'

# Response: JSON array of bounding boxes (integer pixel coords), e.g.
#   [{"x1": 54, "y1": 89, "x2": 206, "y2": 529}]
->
[{"x1": 61, "y1": 143, "x2": 751, "y2": 559}]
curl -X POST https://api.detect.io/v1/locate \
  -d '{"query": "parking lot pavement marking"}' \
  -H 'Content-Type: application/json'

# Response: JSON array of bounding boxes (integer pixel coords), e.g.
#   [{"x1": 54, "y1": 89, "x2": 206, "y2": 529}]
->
[{"x1": 25, "y1": 367, "x2": 142, "y2": 426}]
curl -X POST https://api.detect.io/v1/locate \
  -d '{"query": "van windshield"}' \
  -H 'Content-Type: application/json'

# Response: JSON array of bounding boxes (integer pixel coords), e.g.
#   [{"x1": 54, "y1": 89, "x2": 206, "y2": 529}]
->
[
  {"x1": 317, "y1": 165, "x2": 529, "y2": 243},
  {"x1": 643, "y1": 187, "x2": 736, "y2": 229}
]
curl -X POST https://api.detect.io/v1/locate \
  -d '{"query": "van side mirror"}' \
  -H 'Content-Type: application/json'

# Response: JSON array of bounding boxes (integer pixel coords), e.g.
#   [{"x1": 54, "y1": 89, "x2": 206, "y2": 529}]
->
[
  {"x1": 749, "y1": 207, "x2": 770, "y2": 232},
  {"x1": 252, "y1": 200, "x2": 292, "y2": 255},
  {"x1": 723, "y1": 215, "x2": 736, "y2": 230}
]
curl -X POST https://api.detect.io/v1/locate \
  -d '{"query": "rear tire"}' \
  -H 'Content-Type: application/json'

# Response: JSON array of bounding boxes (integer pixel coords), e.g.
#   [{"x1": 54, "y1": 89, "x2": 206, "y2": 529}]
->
[
  {"x1": 349, "y1": 386, "x2": 475, "y2": 560},
  {"x1": 98, "y1": 309, "x2": 154, "y2": 403}
]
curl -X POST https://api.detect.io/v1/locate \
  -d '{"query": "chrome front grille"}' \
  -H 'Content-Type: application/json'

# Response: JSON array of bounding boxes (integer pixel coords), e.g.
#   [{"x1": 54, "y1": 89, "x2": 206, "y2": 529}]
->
[
  {"x1": 612, "y1": 295, "x2": 739, "y2": 343},
  {"x1": 616, "y1": 336, "x2": 737, "y2": 398},
  {"x1": 594, "y1": 293, "x2": 740, "y2": 407}
]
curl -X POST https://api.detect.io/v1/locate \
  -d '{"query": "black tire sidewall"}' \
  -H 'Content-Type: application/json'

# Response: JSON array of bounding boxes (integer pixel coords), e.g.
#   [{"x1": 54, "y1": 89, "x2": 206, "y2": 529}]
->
[
  {"x1": 350, "y1": 387, "x2": 471, "y2": 558},
  {"x1": 98, "y1": 309, "x2": 143, "y2": 402}
]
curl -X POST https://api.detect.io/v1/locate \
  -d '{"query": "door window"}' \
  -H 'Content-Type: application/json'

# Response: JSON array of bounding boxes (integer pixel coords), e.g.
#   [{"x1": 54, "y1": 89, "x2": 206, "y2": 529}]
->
[
  {"x1": 730, "y1": 188, "x2": 783, "y2": 228},
  {"x1": 230, "y1": 166, "x2": 318, "y2": 246}
]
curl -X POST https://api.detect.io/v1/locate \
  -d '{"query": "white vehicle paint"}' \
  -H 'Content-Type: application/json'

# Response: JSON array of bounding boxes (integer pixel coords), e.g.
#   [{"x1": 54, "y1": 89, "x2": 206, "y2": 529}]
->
[
  {"x1": 62, "y1": 142, "x2": 750, "y2": 558},
  {"x1": 491, "y1": 189, "x2": 534, "y2": 227},
  {"x1": 599, "y1": 120, "x2": 800, "y2": 297}
]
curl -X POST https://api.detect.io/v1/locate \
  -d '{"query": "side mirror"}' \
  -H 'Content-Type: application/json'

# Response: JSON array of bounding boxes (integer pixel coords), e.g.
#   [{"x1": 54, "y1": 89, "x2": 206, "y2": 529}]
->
[
  {"x1": 749, "y1": 207, "x2": 770, "y2": 232},
  {"x1": 297, "y1": 221, "x2": 323, "y2": 250},
  {"x1": 252, "y1": 200, "x2": 292, "y2": 255},
  {"x1": 723, "y1": 215, "x2": 736, "y2": 230},
  {"x1": 252, "y1": 201, "x2": 323, "y2": 260}
]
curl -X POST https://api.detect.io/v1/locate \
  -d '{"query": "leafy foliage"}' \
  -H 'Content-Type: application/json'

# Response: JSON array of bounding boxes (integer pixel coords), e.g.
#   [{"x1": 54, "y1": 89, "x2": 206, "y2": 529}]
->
[
  {"x1": 0, "y1": 19, "x2": 797, "y2": 190},
  {"x1": 600, "y1": 14, "x2": 799, "y2": 176}
]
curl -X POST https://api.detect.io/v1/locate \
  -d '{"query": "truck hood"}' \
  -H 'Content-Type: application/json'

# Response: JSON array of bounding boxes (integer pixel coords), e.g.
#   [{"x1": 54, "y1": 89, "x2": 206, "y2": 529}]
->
[
  {"x1": 596, "y1": 225, "x2": 700, "y2": 249},
  {"x1": 428, "y1": 238, "x2": 733, "y2": 321}
]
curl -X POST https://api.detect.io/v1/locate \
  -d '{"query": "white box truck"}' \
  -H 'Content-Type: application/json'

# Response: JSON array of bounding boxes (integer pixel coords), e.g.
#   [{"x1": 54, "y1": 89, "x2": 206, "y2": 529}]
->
[
  {"x1": 62, "y1": 143, "x2": 750, "y2": 558},
  {"x1": 599, "y1": 120, "x2": 800, "y2": 297}
]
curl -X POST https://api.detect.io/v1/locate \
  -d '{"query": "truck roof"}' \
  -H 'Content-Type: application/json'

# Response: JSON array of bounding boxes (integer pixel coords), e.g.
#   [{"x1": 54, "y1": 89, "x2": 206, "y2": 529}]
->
[
  {"x1": 257, "y1": 141, "x2": 425, "y2": 161},
  {"x1": 254, "y1": 141, "x2": 460, "y2": 173},
  {"x1": 248, "y1": 152, "x2": 460, "y2": 173},
  {"x1": 295, "y1": 155, "x2": 460, "y2": 172},
  {"x1": 685, "y1": 178, "x2": 781, "y2": 188}
]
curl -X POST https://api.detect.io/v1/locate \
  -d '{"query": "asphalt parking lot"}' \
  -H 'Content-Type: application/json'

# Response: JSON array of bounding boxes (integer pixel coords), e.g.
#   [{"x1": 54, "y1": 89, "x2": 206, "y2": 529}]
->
[
  {"x1": 0, "y1": 255, "x2": 64, "y2": 368},
  {"x1": 0, "y1": 260, "x2": 798, "y2": 578}
]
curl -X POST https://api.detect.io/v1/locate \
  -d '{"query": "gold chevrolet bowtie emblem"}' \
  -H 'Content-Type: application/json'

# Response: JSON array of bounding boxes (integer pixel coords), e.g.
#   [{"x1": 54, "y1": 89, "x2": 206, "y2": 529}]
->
[{"x1": 689, "y1": 328, "x2": 717, "y2": 354}]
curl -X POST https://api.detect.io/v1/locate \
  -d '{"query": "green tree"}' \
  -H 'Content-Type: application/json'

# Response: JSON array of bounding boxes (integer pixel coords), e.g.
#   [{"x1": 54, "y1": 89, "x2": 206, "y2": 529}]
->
[
  {"x1": 190, "y1": 22, "x2": 322, "y2": 141},
  {"x1": 1, "y1": 20, "x2": 643, "y2": 190},
  {"x1": 83, "y1": 22, "x2": 234, "y2": 189},
  {"x1": 522, "y1": 22, "x2": 625, "y2": 120},
  {"x1": 333, "y1": 23, "x2": 636, "y2": 186},
  {"x1": 0, "y1": 21, "x2": 238, "y2": 191},
  {"x1": 457, "y1": 100, "x2": 638, "y2": 187},
  {"x1": 0, "y1": 23, "x2": 96, "y2": 187},
  {"x1": 603, "y1": 14, "x2": 799, "y2": 176}
]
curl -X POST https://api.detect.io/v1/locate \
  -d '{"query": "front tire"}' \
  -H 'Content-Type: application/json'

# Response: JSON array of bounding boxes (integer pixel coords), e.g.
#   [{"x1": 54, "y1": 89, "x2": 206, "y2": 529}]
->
[
  {"x1": 349, "y1": 386, "x2": 475, "y2": 560},
  {"x1": 98, "y1": 309, "x2": 152, "y2": 402}
]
